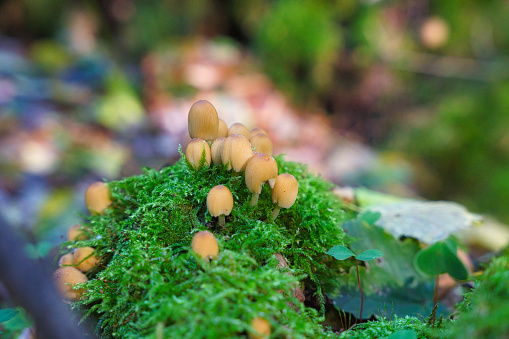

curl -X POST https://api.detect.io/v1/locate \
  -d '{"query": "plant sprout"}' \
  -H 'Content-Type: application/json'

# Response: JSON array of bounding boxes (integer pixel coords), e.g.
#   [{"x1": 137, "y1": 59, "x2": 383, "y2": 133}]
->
[{"x1": 328, "y1": 245, "x2": 383, "y2": 321}]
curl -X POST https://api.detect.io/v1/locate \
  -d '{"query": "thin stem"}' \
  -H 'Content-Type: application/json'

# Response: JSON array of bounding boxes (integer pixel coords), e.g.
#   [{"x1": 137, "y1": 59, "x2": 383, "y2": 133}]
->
[
  {"x1": 218, "y1": 215, "x2": 226, "y2": 227},
  {"x1": 355, "y1": 258, "x2": 364, "y2": 321},
  {"x1": 432, "y1": 275, "x2": 439, "y2": 327},
  {"x1": 250, "y1": 193, "x2": 260, "y2": 206},
  {"x1": 271, "y1": 206, "x2": 281, "y2": 220}
]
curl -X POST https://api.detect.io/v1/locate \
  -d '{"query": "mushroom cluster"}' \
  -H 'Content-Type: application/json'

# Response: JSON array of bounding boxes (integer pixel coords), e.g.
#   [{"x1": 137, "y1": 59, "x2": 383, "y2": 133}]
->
[{"x1": 185, "y1": 100, "x2": 298, "y2": 222}]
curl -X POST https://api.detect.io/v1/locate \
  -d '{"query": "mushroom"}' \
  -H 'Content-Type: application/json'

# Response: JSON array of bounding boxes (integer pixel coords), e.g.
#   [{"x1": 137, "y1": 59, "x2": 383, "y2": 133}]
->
[
  {"x1": 210, "y1": 137, "x2": 225, "y2": 165},
  {"x1": 221, "y1": 134, "x2": 253, "y2": 172},
  {"x1": 245, "y1": 153, "x2": 278, "y2": 205},
  {"x1": 188, "y1": 100, "x2": 219, "y2": 141},
  {"x1": 270, "y1": 174, "x2": 298, "y2": 220},
  {"x1": 249, "y1": 127, "x2": 267, "y2": 140},
  {"x1": 185, "y1": 138, "x2": 211, "y2": 169},
  {"x1": 250, "y1": 133, "x2": 273, "y2": 156},
  {"x1": 207, "y1": 185, "x2": 233, "y2": 226},
  {"x1": 249, "y1": 317, "x2": 271, "y2": 339},
  {"x1": 67, "y1": 224, "x2": 89, "y2": 241},
  {"x1": 217, "y1": 119, "x2": 228, "y2": 138},
  {"x1": 85, "y1": 182, "x2": 112, "y2": 215},
  {"x1": 191, "y1": 231, "x2": 219, "y2": 262},
  {"x1": 227, "y1": 123, "x2": 250, "y2": 139},
  {"x1": 73, "y1": 247, "x2": 99, "y2": 272},
  {"x1": 53, "y1": 267, "x2": 88, "y2": 301},
  {"x1": 58, "y1": 253, "x2": 74, "y2": 267}
]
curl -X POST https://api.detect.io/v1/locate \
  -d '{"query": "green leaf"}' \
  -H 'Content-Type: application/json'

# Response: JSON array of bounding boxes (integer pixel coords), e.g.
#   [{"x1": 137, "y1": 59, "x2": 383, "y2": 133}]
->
[
  {"x1": 360, "y1": 211, "x2": 381, "y2": 225},
  {"x1": 326, "y1": 219, "x2": 441, "y2": 319},
  {"x1": 414, "y1": 241, "x2": 469, "y2": 280},
  {"x1": 327, "y1": 245, "x2": 355, "y2": 260},
  {"x1": 383, "y1": 329, "x2": 418, "y2": 339},
  {"x1": 356, "y1": 249, "x2": 383, "y2": 261},
  {"x1": 0, "y1": 309, "x2": 19, "y2": 323}
]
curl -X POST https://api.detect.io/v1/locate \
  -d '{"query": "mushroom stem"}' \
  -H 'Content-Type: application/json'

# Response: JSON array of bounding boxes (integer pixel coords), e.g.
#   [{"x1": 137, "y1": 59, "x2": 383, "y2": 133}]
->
[
  {"x1": 271, "y1": 206, "x2": 281, "y2": 220},
  {"x1": 250, "y1": 193, "x2": 260, "y2": 206},
  {"x1": 218, "y1": 215, "x2": 226, "y2": 226}
]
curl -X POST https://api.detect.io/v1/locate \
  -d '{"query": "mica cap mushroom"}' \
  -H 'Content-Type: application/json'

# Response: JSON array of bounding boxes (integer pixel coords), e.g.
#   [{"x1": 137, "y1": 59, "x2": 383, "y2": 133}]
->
[
  {"x1": 221, "y1": 134, "x2": 253, "y2": 172},
  {"x1": 185, "y1": 138, "x2": 211, "y2": 169},
  {"x1": 227, "y1": 123, "x2": 250, "y2": 139},
  {"x1": 53, "y1": 266, "x2": 88, "y2": 301},
  {"x1": 217, "y1": 119, "x2": 228, "y2": 138},
  {"x1": 249, "y1": 317, "x2": 271, "y2": 339},
  {"x1": 271, "y1": 173, "x2": 298, "y2": 220},
  {"x1": 210, "y1": 137, "x2": 225, "y2": 165},
  {"x1": 73, "y1": 247, "x2": 100, "y2": 272},
  {"x1": 245, "y1": 153, "x2": 278, "y2": 206},
  {"x1": 188, "y1": 100, "x2": 219, "y2": 141},
  {"x1": 85, "y1": 181, "x2": 112, "y2": 215},
  {"x1": 207, "y1": 185, "x2": 234, "y2": 226},
  {"x1": 250, "y1": 133, "x2": 273, "y2": 156},
  {"x1": 191, "y1": 231, "x2": 219, "y2": 262}
]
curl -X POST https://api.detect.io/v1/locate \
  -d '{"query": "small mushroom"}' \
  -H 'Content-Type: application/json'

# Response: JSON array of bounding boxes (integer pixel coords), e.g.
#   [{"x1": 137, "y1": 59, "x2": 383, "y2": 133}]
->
[
  {"x1": 250, "y1": 133, "x2": 273, "y2": 156},
  {"x1": 271, "y1": 174, "x2": 298, "y2": 220},
  {"x1": 249, "y1": 127, "x2": 268, "y2": 140},
  {"x1": 245, "y1": 153, "x2": 278, "y2": 206},
  {"x1": 85, "y1": 182, "x2": 112, "y2": 215},
  {"x1": 210, "y1": 137, "x2": 225, "y2": 165},
  {"x1": 185, "y1": 138, "x2": 211, "y2": 169},
  {"x1": 249, "y1": 317, "x2": 271, "y2": 339},
  {"x1": 188, "y1": 100, "x2": 219, "y2": 141},
  {"x1": 73, "y1": 247, "x2": 99, "y2": 272},
  {"x1": 221, "y1": 134, "x2": 253, "y2": 172},
  {"x1": 58, "y1": 253, "x2": 74, "y2": 267},
  {"x1": 227, "y1": 123, "x2": 250, "y2": 139},
  {"x1": 67, "y1": 224, "x2": 89, "y2": 241},
  {"x1": 53, "y1": 267, "x2": 88, "y2": 301},
  {"x1": 191, "y1": 231, "x2": 219, "y2": 262},
  {"x1": 217, "y1": 119, "x2": 228, "y2": 138},
  {"x1": 207, "y1": 185, "x2": 233, "y2": 226}
]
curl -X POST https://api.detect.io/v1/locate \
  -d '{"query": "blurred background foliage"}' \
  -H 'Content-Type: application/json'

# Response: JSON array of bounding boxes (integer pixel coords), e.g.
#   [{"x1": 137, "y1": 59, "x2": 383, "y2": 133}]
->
[{"x1": 1, "y1": 0, "x2": 509, "y2": 223}]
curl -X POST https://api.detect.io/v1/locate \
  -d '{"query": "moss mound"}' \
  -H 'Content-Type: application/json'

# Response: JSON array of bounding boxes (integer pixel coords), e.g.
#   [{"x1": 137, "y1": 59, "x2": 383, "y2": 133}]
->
[{"x1": 65, "y1": 153, "x2": 350, "y2": 337}]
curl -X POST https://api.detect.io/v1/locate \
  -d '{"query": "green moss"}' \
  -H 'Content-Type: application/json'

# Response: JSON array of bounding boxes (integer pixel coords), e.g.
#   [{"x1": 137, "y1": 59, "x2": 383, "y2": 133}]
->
[
  {"x1": 64, "y1": 153, "x2": 350, "y2": 337},
  {"x1": 339, "y1": 316, "x2": 432, "y2": 339}
]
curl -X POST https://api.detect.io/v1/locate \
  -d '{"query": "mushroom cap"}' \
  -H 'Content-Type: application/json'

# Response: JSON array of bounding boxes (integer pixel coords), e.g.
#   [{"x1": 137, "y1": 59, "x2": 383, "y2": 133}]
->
[
  {"x1": 207, "y1": 185, "x2": 234, "y2": 217},
  {"x1": 227, "y1": 123, "x2": 250, "y2": 139},
  {"x1": 249, "y1": 127, "x2": 268, "y2": 140},
  {"x1": 250, "y1": 134, "x2": 273, "y2": 156},
  {"x1": 58, "y1": 253, "x2": 74, "y2": 267},
  {"x1": 210, "y1": 137, "x2": 225, "y2": 165},
  {"x1": 271, "y1": 173, "x2": 298, "y2": 208},
  {"x1": 191, "y1": 231, "x2": 219, "y2": 262},
  {"x1": 249, "y1": 317, "x2": 271, "y2": 339},
  {"x1": 73, "y1": 247, "x2": 99, "y2": 272},
  {"x1": 67, "y1": 224, "x2": 89, "y2": 241},
  {"x1": 221, "y1": 134, "x2": 253, "y2": 172},
  {"x1": 217, "y1": 119, "x2": 228, "y2": 138},
  {"x1": 85, "y1": 182, "x2": 112, "y2": 215},
  {"x1": 185, "y1": 138, "x2": 211, "y2": 169},
  {"x1": 53, "y1": 267, "x2": 88, "y2": 301},
  {"x1": 188, "y1": 100, "x2": 219, "y2": 140},
  {"x1": 245, "y1": 153, "x2": 278, "y2": 194}
]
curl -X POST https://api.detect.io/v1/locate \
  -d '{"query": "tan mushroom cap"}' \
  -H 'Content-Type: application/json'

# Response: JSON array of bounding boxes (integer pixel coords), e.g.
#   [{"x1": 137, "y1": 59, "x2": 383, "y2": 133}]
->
[
  {"x1": 53, "y1": 267, "x2": 88, "y2": 301},
  {"x1": 58, "y1": 253, "x2": 74, "y2": 267},
  {"x1": 85, "y1": 182, "x2": 112, "y2": 215},
  {"x1": 217, "y1": 119, "x2": 228, "y2": 138},
  {"x1": 188, "y1": 100, "x2": 219, "y2": 140},
  {"x1": 250, "y1": 133, "x2": 273, "y2": 156},
  {"x1": 245, "y1": 153, "x2": 278, "y2": 195},
  {"x1": 271, "y1": 173, "x2": 298, "y2": 208},
  {"x1": 73, "y1": 247, "x2": 99, "y2": 272},
  {"x1": 249, "y1": 317, "x2": 271, "y2": 339},
  {"x1": 249, "y1": 128, "x2": 268, "y2": 140},
  {"x1": 191, "y1": 231, "x2": 219, "y2": 262},
  {"x1": 185, "y1": 138, "x2": 211, "y2": 169},
  {"x1": 210, "y1": 137, "x2": 225, "y2": 165},
  {"x1": 207, "y1": 185, "x2": 234, "y2": 217},
  {"x1": 67, "y1": 224, "x2": 89, "y2": 241},
  {"x1": 222, "y1": 134, "x2": 253, "y2": 172},
  {"x1": 227, "y1": 123, "x2": 250, "y2": 139}
]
